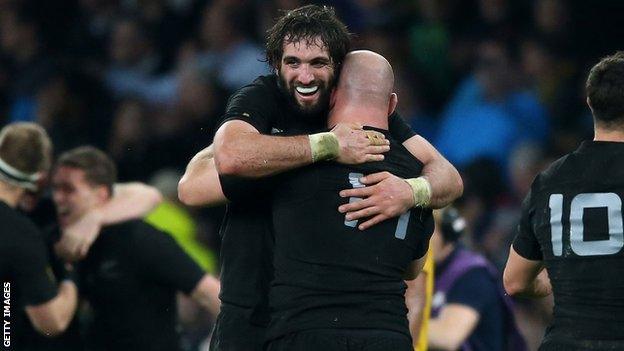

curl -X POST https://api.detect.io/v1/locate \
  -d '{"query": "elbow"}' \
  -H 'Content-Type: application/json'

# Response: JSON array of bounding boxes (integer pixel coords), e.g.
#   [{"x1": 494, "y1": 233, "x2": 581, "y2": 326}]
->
[
  {"x1": 177, "y1": 177, "x2": 195, "y2": 206},
  {"x1": 214, "y1": 149, "x2": 242, "y2": 176},
  {"x1": 452, "y1": 168, "x2": 464, "y2": 199},
  {"x1": 33, "y1": 316, "x2": 68, "y2": 337},
  {"x1": 503, "y1": 270, "x2": 524, "y2": 297}
]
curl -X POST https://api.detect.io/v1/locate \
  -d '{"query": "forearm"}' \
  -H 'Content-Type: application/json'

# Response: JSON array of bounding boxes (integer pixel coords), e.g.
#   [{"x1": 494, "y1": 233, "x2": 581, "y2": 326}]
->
[
  {"x1": 428, "y1": 319, "x2": 459, "y2": 351},
  {"x1": 191, "y1": 275, "x2": 221, "y2": 316},
  {"x1": 27, "y1": 280, "x2": 78, "y2": 336},
  {"x1": 99, "y1": 183, "x2": 163, "y2": 225},
  {"x1": 53, "y1": 281, "x2": 79, "y2": 331},
  {"x1": 428, "y1": 304, "x2": 478, "y2": 351},
  {"x1": 403, "y1": 135, "x2": 463, "y2": 209},
  {"x1": 405, "y1": 275, "x2": 427, "y2": 343},
  {"x1": 421, "y1": 156, "x2": 463, "y2": 209},
  {"x1": 215, "y1": 131, "x2": 312, "y2": 178},
  {"x1": 179, "y1": 146, "x2": 227, "y2": 206}
]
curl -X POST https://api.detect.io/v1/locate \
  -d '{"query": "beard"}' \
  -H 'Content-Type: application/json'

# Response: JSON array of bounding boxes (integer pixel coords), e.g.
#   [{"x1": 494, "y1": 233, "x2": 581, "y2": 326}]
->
[{"x1": 277, "y1": 73, "x2": 333, "y2": 119}]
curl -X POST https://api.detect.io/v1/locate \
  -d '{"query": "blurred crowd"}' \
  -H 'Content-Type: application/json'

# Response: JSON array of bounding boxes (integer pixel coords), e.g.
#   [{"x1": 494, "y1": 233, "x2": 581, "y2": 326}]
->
[{"x1": 1, "y1": 0, "x2": 622, "y2": 349}]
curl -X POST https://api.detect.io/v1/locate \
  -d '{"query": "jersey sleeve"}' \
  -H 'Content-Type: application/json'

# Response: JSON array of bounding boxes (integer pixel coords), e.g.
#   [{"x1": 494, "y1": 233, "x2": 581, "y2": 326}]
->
[
  {"x1": 412, "y1": 209, "x2": 435, "y2": 260},
  {"x1": 12, "y1": 225, "x2": 58, "y2": 306},
  {"x1": 219, "y1": 173, "x2": 275, "y2": 202},
  {"x1": 446, "y1": 268, "x2": 498, "y2": 313},
  {"x1": 512, "y1": 187, "x2": 543, "y2": 260},
  {"x1": 218, "y1": 83, "x2": 274, "y2": 134},
  {"x1": 135, "y1": 224, "x2": 205, "y2": 295},
  {"x1": 388, "y1": 111, "x2": 416, "y2": 143}
]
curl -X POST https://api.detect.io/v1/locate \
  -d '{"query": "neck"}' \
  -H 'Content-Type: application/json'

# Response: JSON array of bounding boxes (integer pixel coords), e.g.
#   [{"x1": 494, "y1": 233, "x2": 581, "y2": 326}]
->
[
  {"x1": 594, "y1": 123, "x2": 624, "y2": 142},
  {"x1": 328, "y1": 105, "x2": 389, "y2": 129},
  {"x1": 0, "y1": 182, "x2": 24, "y2": 208}
]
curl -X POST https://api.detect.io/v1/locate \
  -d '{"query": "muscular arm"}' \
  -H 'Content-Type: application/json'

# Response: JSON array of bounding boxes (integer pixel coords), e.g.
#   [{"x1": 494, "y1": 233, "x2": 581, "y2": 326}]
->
[
  {"x1": 214, "y1": 120, "x2": 312, "y2": 177},
  {"x1": 100, "y1": 182, "x2": 163, "y2": 224},
  {"x1": 405, "y1": 262, "x2": 427, "y2": 344},
  {"x1": 338, "y1": 135, "x2": 463, "y2": 230},
  {"x1": 402, "y1": 135, "x2": 463, "y2": 209},
  {"x1": 25, "y1": 280, "x2": 78, "y2": 337},
  {"x1": 56, "y1": 182, "x2": 163, "y2": 261},
  {"x1": 178, "y1": 145, "x2": 227, "y2": 207},
  {"x1": 503, "y1": 246, "x2": 552, "y2": 298},
  {"x1": 214, "y1": 120, "x2": 387, "y2": 178}
]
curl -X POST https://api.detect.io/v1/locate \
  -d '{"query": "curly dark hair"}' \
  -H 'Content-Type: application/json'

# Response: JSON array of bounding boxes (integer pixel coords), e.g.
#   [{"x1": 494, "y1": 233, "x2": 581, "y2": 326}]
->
[
  {"x1": 586, "y1": 51, "x2": 624, "y2": 124},
  {"x1": 265, "y1": 5, "x2": 351, "y2": 70}
]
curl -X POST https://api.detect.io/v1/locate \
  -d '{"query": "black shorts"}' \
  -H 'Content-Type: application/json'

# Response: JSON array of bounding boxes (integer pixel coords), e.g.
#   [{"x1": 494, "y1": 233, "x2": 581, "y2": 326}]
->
[
  {"x1": 209, "y1": 303, "x2": 267, "y2": 351},
  {"x1": 266, "y1": 329, "x2": 412, "y2": 351}
]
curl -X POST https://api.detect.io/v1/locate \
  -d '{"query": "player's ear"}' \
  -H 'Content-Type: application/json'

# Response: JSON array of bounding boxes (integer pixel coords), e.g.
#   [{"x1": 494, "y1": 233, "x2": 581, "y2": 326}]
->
[
  {"x1": 330, "y1": 88, "x2": 337, "y2": 109},
  {"x1": 388, "y1": 93, "x2": 398, "y2": 116},
  {"x1": 586, "y1": 96, "x2": 593, "y2": 112},
  {"x1": 96, "y1": 185, "x2": 110, "y2": 203}
]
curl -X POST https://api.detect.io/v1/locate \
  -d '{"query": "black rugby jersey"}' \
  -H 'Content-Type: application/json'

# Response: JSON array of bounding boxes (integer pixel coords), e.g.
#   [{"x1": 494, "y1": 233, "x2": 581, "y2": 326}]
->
[{"x1": 513, "y1": 141, "x2": 624, "y2": 349}]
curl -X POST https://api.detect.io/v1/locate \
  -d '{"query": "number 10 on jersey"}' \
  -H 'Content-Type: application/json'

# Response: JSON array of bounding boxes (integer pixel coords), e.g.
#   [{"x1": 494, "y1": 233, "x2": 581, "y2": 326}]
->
[{"x1": 549, "y1": 193, "x2": 624, "y2": 257}]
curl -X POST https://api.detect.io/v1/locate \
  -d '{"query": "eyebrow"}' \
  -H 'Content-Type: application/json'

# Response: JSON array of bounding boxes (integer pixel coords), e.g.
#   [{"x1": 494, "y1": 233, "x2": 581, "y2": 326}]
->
[{"x1": 282, "y1": 55, "x2": 331, "y2": 63}]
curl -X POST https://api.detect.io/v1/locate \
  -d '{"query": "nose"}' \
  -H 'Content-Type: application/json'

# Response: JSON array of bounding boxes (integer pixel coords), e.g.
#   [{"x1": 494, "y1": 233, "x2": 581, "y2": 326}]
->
[{"x1": 297, "y1": 65, "x2": 314, "y2": 85}]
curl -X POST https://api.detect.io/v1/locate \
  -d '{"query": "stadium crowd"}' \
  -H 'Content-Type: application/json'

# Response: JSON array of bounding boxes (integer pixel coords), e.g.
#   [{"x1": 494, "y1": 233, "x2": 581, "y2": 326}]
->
[{"x1": 1, "y1": 0, "x2": 623, "y2": 350}]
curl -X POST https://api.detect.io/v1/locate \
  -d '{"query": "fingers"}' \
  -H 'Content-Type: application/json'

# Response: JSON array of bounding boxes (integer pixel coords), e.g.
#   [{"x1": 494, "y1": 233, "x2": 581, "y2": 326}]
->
[
  {"x1": 338, "y1": 197, "x2": 374, "y2": 213},
  {"x1": 340, "y1": 186, "x2": 374, "y2": 198},
  {"x1": 365, "y1": 154, "x2": 384, "y2": 162},
  {"x1": 358, "y1": 214, "x2": 390, "y2": 230},
  {"x1": 359, "y1": 171, "x2": 391, "y2": 185},
  {"x1": 344, "y1": 206, "x2": 381, "y2": 222},
  {"x1": 366, "y1": 145, "x2": 390, "y2": 154},
  {"x1": 364, "y1": 130, "x2": 389, "y2": 146}
]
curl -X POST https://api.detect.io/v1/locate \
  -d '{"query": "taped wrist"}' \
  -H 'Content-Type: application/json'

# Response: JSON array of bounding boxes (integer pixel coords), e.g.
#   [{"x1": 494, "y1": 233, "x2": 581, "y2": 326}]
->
[
  {"x1": 405, "y1": 177, "x2": 432, "y2": 208},
  {"x1": 308, "y1": 132, "x2": 339, "y2": 162}
]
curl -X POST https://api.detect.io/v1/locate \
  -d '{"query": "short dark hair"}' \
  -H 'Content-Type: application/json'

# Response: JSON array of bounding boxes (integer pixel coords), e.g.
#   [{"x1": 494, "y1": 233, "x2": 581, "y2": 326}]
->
[
  {"x1": 586, "y1": 51, "x2": 624, "y2": 124},
  {"x1": 265, "y1": 5, "x2": 351, "y2": 70},
  {"x1": 57, "y1": 146, "x2": 117, "y2": 197}
]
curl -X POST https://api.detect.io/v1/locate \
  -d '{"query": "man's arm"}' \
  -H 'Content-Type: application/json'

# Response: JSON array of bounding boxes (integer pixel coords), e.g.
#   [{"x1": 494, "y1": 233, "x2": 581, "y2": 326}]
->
[
  {"x1": 405, "y1": 256, "x2": 428, "y2": 345},
  {"x1": 428, "y1": 304, "x2": 480, "y2": 351},
  {"x1": 403, "y1": 135, "x2": 463, "y2": 208},
  {"x1": 190, "y1": 274, "x2": 221, "y2": 316},
  {"x1": 338, "y1": 135, "x2": 463, "y2": 230},
  {"x1": 56, "y1": 182, "x2": 163, "y2": 261},
  {"x1": 25, "y1": 280, "x2": 78, "y2": 337},
  {"x1": 503, "y1": 246, "x2": 552, "y2": 298},
  {"x1": 178, "y1": 145, "x2": 227, "y2": 207},
  {"x1": 214, "y1": 120, "x2": 388, "y2": 178}
]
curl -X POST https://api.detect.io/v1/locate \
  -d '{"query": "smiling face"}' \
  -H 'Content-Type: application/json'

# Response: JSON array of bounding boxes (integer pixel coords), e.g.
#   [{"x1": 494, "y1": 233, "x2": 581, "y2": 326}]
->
[
  {"x1": 52, "y1": 166, "x2": 106, "y2": 228},
  {"x1": 278, "y1": 37, "x2": 336, "y2": 116}
]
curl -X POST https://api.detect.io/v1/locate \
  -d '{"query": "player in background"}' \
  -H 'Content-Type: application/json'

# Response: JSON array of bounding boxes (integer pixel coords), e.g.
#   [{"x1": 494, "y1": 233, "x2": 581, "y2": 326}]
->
[
  {"x1": 504, "y1": 51, "x2": 624, "y2": 350},
  {"x1": 51, "y1": 146, "x2": 220, "y2": 351},
  {"x1": 0, "y1": 123, "x2": 78, "y2": 349}
]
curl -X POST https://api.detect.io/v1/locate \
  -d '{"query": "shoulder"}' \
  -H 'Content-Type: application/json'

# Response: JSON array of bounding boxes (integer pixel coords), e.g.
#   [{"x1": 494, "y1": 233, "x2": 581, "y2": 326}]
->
[
  {"x1": 227, "y1": 75, "x2": 278, "y2": 105},
  {"x1": 3, "y1": 206, "x2": 43, "y2": 241},
  {"x1": 381, "y1": 139, "x2": 424, "y2": 178},
  {"x1": 532, "y1": 152, "x2": 573, "y2": 192}
]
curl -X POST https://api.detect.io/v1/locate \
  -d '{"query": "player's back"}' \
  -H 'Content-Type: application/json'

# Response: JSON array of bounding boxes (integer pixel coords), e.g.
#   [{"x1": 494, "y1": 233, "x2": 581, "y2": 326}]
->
[
  {"x1": 80, "y1": 219, "x2": 203, "y2": 351},
  {"x1": 268, "y1": 128, "x2": 433, "y2": 340},
  {"x1": 526, "y1": 141, "x2": 624, "y2": 346}
]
